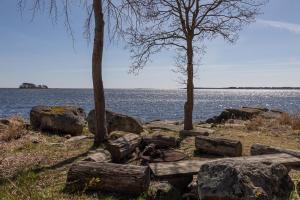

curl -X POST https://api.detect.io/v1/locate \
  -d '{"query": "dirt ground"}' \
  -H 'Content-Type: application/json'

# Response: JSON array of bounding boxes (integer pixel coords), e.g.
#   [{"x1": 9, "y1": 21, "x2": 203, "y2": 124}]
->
[{"x1": 0, "y1": 115, "x2": 300, "y2": 199}]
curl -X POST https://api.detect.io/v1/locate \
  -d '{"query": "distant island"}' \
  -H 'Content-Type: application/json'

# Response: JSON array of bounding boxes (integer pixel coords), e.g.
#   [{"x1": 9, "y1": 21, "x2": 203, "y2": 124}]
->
[
  {"x1": 194, "y1": 87, "x2": 300, "y2": 90},
  {"x1": 19, "y1": 83, "x2": 48, "y2": 89}
]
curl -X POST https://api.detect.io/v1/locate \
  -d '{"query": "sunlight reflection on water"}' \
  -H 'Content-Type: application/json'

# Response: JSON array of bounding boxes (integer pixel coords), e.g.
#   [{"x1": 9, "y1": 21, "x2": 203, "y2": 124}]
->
[{"x1": 0, "y1": 88, "x2": 300, "y2": 122}]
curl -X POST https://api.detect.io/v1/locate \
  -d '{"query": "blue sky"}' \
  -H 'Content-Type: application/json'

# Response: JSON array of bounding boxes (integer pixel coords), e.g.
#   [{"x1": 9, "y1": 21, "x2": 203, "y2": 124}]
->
[{"x1": 0, "y1": 0, "x2": 300, "y2": 89}]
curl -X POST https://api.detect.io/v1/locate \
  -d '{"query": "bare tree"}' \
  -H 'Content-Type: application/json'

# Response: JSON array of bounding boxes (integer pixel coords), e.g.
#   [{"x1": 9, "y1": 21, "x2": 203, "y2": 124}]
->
[
  {"x1": 127, "y1": 0, "x2": 266, "y2": 130},
  {"x1": 17, "y1": 0, "x2": 140, "y2": 146}
]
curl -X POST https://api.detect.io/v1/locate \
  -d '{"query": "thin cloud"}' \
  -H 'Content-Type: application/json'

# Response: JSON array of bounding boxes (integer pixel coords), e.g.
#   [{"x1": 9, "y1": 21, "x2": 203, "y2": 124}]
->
[{"x1": 257, "y1": 19, "x2": 300, "y2": 34}]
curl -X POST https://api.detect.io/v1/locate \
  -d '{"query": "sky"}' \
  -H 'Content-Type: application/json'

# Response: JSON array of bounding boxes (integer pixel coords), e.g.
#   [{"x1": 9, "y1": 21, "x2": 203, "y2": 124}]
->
[{"x1": 0, "y1": 0, "x2": 300, "y2": 89}]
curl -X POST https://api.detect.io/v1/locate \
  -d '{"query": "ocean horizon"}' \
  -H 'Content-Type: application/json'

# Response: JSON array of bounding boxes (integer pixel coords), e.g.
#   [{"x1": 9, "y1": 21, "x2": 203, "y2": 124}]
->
[{"x1": 1, "y1": 88, "x2": 300, "y2": 122}]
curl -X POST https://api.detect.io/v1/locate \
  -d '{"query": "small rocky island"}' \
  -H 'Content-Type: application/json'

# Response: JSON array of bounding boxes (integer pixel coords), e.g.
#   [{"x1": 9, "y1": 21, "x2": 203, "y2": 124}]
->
[{"x1": 19, "y1": 82, "x2": 48, "y2": 89}]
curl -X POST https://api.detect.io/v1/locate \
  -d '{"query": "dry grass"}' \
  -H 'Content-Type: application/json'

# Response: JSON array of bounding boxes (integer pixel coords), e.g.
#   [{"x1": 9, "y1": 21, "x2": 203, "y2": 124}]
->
[
  {"x1": 292, "y1": 115, "x2": 300, "y2": 130},
  {"x1": 276, "y1": 113, "x2": 300, "y2": 130},
  {"x1": 244, "y1": 113, "x2": 300, "y2": 133},
  {"x1": 245, "y1": 116, "x2": 264, "y2": 131},
  {"x1": 0, "y1": 117, "x2": 28, "y2": 142},
  {"x1": 278, "y1": 113, "x2": 293, "y2": 125}
]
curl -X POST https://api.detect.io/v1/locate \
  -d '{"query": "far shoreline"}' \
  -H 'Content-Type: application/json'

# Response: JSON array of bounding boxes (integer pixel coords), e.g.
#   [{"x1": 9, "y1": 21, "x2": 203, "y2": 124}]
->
[{"x1": 1, "y1": 87, "x2": 300, "y2": 90}]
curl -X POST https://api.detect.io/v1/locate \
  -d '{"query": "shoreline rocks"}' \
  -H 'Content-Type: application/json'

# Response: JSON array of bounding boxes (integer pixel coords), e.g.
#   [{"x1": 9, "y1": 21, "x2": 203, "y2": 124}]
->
[
  {"x1": 197, "y1": 159, "x2": 294, "y2": 200},
  {"x1": 30, "y1": 106, "x2": 86, "y2": 136},
  {"x1": 206, "y1": 107, "x2": 284, "y2": 124},
  {"x1": 87, "y1": 109, "x2": 144, "y2": 134}
]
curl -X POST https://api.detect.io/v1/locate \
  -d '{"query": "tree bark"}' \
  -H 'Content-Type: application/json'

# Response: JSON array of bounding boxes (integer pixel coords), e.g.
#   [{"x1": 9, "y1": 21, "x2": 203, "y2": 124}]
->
[
  {"x1": 92, "y1": 0, "x2": 108, "y2": 146},
  {"x1": 184, "y1": 38, "x2": 194, "y2": 130},
  {"x1": 65, "y1": 161, "x2": 150, "y2": 194},
  {"x1": 106, "y1": 133, "x2": 141, "y2": 162}
]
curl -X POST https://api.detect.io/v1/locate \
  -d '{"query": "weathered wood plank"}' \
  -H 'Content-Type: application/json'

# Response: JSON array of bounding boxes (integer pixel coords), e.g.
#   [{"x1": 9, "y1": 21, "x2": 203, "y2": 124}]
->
[
  {"x1": 66, "y1": 161, "x2": 150, "y2": 194},
  {"x1": 149, "y1": 153, "x2": 300, "y2": 178},
  {"x1": 251, "y1": 143, "x2": 300, "y2": 158},
  {"x1": 195, "y1": 136, "x2": 242, "y2": 157}
]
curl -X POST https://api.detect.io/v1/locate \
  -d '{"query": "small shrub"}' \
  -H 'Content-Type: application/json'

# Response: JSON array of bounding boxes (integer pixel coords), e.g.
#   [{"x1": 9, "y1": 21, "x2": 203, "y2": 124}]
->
[
  {"x1": 245, "y1": 116, "x2": 264, "y2": 131},
  {"x1": 292, "y1": 115, "x2": 300, "y2": 130},
  {"x1": 0, "y1": 117, "x2": 27, "y2": 142},
  {"x1": 278, "y1": 113, "x2": 293, "y2": 126}
]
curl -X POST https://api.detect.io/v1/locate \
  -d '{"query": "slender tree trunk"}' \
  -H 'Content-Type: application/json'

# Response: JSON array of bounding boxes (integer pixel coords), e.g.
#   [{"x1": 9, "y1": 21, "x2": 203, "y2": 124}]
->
[
  {"x1": 184, "y1": 38, "x2": 194, "y2": 130},
  {"x1": 92, "y1": 0, "x2": 108, "y2": 146}
]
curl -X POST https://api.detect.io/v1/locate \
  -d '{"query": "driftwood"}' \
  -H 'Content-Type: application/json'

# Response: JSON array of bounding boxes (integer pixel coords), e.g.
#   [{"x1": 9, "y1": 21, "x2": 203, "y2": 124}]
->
[
  {"x1": 106, "y1": 133, "x2": 141, "y2": 162},
  {"x1": 65, "y1": 161, "x2": 150, "y2": 194},
  {"x1": 195, "y1": 136, "x2": 242, "y2": 157},
  {"x1": 251, "y1": 143, "x2": 300, "y2": 159},
  {"x1": 149, "y1": 153, "x2": 300, "y2": 178},
  {"x1": 142, "y1": 135, "x2": 179, "y2": 148}
]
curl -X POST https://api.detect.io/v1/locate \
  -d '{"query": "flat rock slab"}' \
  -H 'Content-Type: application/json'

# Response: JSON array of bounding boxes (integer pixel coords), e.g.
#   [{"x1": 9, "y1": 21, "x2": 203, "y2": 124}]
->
[
  {"x1": 145, "y1": 120, "x2": 182, "y2": 132},
  {"x1": 82, "y1": 149, "x2": 111, "y2": 162},
  {"x1": 179, "y1": 128, "x2": 214, "y2": 137},
  {"x1": 149, "y1": 153, "x2": 300, "y2": 178},
  {"x1": 251, "y1": 143, "x2": 300, "y2": 159},
  {"x1": 65, "y1": 135, "x2": 93, "y2": 142}
]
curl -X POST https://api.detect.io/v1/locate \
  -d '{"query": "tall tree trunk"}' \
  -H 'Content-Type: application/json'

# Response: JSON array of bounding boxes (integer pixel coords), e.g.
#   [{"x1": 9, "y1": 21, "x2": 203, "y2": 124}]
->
[
  {"x1": 184, "y1": 38, "x2": 194, "y2": 130},
  {"x1": 92, "y1": 0, "x2": 108, "y2": 146}
]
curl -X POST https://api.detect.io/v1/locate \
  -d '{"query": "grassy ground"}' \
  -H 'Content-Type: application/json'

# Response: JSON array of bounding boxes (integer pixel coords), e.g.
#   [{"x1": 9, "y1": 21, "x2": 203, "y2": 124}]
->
[{"x1": 0, "y1": 115, "x2": 300, "y2": 199}]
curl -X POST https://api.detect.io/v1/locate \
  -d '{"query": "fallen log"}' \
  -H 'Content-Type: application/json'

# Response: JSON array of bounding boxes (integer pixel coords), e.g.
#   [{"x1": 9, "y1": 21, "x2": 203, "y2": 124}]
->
[
  {"x1": 106, "y1": 133, "x2": 141, "y2": 162},
  {"x1": 149, "y1": 153, "x2": 300, "y2": 178},
  {"x1": 142, "y1": 134, "x2": 179, "y2": 148},
  {"x1": 195, "y1": 136, "x2": 242, "y2": 157},
  {"x1": 65, "y1": 161, "x2": 150, "y2": 194},
  {"x1": 250, "y1": 143, "x2": 300, "y2": 159}
]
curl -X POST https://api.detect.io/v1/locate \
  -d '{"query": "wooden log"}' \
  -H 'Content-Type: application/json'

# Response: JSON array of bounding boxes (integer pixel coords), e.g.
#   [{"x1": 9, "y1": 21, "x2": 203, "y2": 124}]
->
[
  {"x1": 142, "y1": 134, "x2": 179, "y2": 148},
  {"x1": 65, "y1": 161, "x2": 150, "y2": 194},
  {"x1": 106, "y1": 133, "x2": 141, "y2": 162},
  {"x1": 250, "y1": 143, "x2": 300, "y2": 159},
  {"x1": 195, "y1": 136, "x2": 242, "y2": 157},
  {"x1": 149, "y1": 153, "x2": 300, "y2": 178}
]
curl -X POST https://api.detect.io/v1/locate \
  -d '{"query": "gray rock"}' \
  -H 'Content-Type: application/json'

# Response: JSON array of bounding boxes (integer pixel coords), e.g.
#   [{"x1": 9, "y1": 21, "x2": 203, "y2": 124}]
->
[
  {"x1": 30, "y1": 106, "x2": 86, "y2": 136},
  {"x1": 206, "y1": 107, "x2": 266, "y2": 123},
  {"x1": 179, "y1": 128, "x2": 213, "y2": 137},
  {"x1": 82, "y1": 149, "x2": 111, "y2": 162},
  {"x1": 66, "y1": 135, "x2": 91, "y2": 142},
  {"x1": 87, "y1": 110, "x2": 143, "y2": 134},
  {"x1": 197, "y1": 159, "x2": 294, "y2": 200},
  {"x1": 145, "y1": 120, "x2": 183, "y2": 132},
  {"x1": 148, "y1": 181, "x2": 181, "y2": 200}
]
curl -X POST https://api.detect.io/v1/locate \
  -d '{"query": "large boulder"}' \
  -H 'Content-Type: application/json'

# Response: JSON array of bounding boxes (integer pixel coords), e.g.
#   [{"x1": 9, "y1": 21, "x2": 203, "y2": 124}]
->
[
  {"x1": 30, "y1": 106, "x2": 86, "y2": 136},
  {"x1": 87, "y1": 110, "x2": 143, "y2": 134},
  {"x1": 197, "y1": 159, "x2": 294, "y2": 200},
  {"x1": 206, "y1": 107, "x2": 267, "y2": 123}
]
